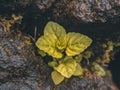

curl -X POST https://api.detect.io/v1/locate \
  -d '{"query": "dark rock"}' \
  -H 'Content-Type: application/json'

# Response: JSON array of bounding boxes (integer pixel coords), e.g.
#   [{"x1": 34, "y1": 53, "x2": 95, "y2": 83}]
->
[
  {"x1": 17, "y1": 0, "x2": 32, "y2": 7},
  {"x1": 0, "y1": 24, "x2": 119, "y2": 90},
  {"x1": 53, "y1": 76, "x2": 117, "y2": 90},
  {"x1": 0, "y1": 82, "x2": 19, "y2": 90},
  {"x1": 71, "y1": 0, "x2": 120, "y2": 23},
  {"x1": 0, "y1": 0, "x2": 120, "y2": 23},
  {"x1": 17, "y1": 0, "x2": 56, "y2": 10},
  {"x1": 0, "y1": 24, "x2": 52, "y2": 89},
  {"x1": 0, "y1": 34, "x2": 28, "y2": 70},
  {"x1": 51, "y1": 0, "x2": 120, "y2": 23},
  {"x1": 109, "y1": 51, "x2": 120, "y2": 89},
  {"x1": 0, "y1": 0, "x2": 56, "y2": 16},
  {"x1": 19, "y1": 0, "x2": 120, "y2": 36},
  {"x1": 34, "y1": 0, "x2": 55, "y2": 11}
]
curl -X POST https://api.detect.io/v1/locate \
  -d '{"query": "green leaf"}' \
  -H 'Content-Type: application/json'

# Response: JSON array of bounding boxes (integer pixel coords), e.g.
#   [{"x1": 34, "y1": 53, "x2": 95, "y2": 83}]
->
[
  {"x1": 55, "y1": 38, "x2": 66, "y2": 50},
  {"x1": 73, "y1": 63, "x2": 84, "y2": 76},
  {"x1": 37, "y1": 49, "x2": 46, "y2": 57},
  {"x1": 91, "y1": 62, "x2": 106, "y2": 76},
  {"x1": 107, "y1": 41, "x2": 114, "y2": 52},
  {"x1": 51, "y1": 70, "x2": 64, "y2": 85},
  {"x1": 83, "y1": 50, "x2": 92, "y2": 59},
  {"x1": 74, "y1": 55, "x2": 83, "y2": 63},
  {"x1": 66, "y1": 32, "x2": 92, "y2": 56},
  {"x1": 54, "y1": 57, "x2": 77, "y2": 78},
  {"x1": 44, "y1": 21, "x2": 66, "y2": 50},
  {"x1": 48, "y1": 61, "x2": 58, "y2": 67},
  {"x1": 35, "y1": 34, "x2": 62, "y2": 58}
]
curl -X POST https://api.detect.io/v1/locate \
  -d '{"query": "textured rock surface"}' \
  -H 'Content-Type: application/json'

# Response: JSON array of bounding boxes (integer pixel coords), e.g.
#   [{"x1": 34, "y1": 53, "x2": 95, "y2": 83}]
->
[
  {"x1": 0, "y1": 0, "x2": 56, "y2": 14},
  {"x1": 0, "y1": 0, "x2": 120, "y2": 23},
  {"x1": 0, "y1": 23, "x2": 52, "y2": 90},
  {"x1": 69, "y1": 0, "x2": 120, "y2": 23},
  {"x1": 0, "y1": 23, "x2": 119, "y2": 90}
]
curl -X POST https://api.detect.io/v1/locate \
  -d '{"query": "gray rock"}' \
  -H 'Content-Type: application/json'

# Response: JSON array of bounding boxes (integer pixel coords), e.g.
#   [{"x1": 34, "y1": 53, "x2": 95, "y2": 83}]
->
[
  {"x1": 0, "y1": 0, "x2": 120, "y2": 23},
  {"x1": 71, "y1": 0, "x2": 120, "y2": 23},
  {"x1": 0, "y1": 24, "x2": 119, "y2": 90},
  {"x1": 0, "y1": 27, "x2": 52, "y2": 90},
  {"x1": 0, "y1": 82, "x2": 18, "y2": 90},
  {"x1": 0, "y1": 35, "x2": 28, "y2": 70},
  {"x1": 34, "y1": 0, "x2": 55, "y2": 11},
  {"x1": 51, "y1": 0, "x2": 120, "y2": 23}
]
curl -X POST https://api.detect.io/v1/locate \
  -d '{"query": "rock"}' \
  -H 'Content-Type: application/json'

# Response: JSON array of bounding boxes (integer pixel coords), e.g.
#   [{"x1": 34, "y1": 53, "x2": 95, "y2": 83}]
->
[
  {"x1": 109, "y1": 51, "x2": 120, "y2": 89},
  {"x1": 19, "y1": 0, "x2": 120, "y2": 36},
  {"x1": 0, "y1": 23, "x2": 52, "y2": 89},
  {"x1": 0, "y1": 23, "x2": 119, "y2": 90},
  {"x1": 71, "y1": 0, "x2": 120, "y2": 23},
  {"x1": 17, "y1": 0, "x2": 56, "y2": 11},
  {"x1": 52, "y1": 0, "x2": 120, "y2": 23},
  {"x1": 0, "y1": 32, "x2": 29, "y2": 70},
  {"x1": 0, "y1": 0, "x2": 56, "y2": 15},
  {"x1": 34, "y1": 0, "x2": 55, "y2": 11},
  {"x1": 0, "y1": 0, "x2": 120, "y2": 23},
  {"x1": 52, "y1": 76, "x2": 118, "y2": 90},
  {"x1": 0, "y1": 82, "x2": 19, "y2": 90}
]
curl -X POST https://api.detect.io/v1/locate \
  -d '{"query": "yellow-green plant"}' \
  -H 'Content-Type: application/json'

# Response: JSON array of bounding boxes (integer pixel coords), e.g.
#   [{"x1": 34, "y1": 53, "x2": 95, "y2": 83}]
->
[
  {"x1": 36, "y1": 21, "x2": 92, "y2": 85},
  {"x1": 91, "y1": 62, "x2": 106, "y2": 76}
]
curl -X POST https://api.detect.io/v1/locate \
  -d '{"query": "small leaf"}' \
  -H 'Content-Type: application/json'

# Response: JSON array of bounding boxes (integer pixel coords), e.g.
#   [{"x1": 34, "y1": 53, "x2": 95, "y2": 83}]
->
[
  {"x1": 51, "y1": 70, "x2": 64, "y2": 85},
  {"x1": 73, "y1": 63, "x2": 84, "y2": 76},
  {"x1": 44, "y1": 21, "x2": 67, "y2": 50},
  {"x1": 91, "y1": 62, "x2": 106, "y2": 76},
  {"x1": 107, "y1": 41, "x2": 114, "y2": 52},
  {"x1": 66, "y1": 32, "x2": 92, "y2": 56},
  {"x1": 37, "y1": 49, "x2": 46, "y2": 57},
  {"x1": 83, "y1": 50, "x2": 92, "y2": 59},
  {"x1": 74, "y1": 55, "x2": 83, "y2": 63},
  {"x1": 54, "y1": 57, "x2": 77, "y2": 78},
  {"x1": 35, "y1": 34, "x2": 62, "y2": 58},
  {"x1": 48, "y1": 61, "x2": 58, "y2": 67},
  {"x1": 44, "y1": 21, "x2": 66, "y2": 40}
]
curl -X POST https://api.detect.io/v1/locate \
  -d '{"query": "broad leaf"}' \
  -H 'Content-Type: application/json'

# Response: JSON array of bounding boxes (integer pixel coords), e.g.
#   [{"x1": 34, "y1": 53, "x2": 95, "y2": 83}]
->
[
  {"x1": 54, "y1": 57, "x2": 77, "y2": 78},
  {"x1": 73, "y1": 63, "x2": 84, "y2": 76},
  {"x1": 44, "y1": 21, "x2": 66, "y2": 50},
  {"x1": 66, "y1": 32, "x2": 92, "y2": 56},
  {"x1": 35, "y1": 34, "x2": 62, "y2": 58},
  {"x1": 51, "y1": 70, "x2": 64, "y2": 85}
]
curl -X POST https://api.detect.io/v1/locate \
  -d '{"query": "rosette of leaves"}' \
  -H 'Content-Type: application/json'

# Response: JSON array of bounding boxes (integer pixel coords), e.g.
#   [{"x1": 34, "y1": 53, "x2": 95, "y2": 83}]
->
[
  {"x1": 36, "y1": 21, "x2": 92, "y2": 58},
  {"x1": 49, "y1": 56, "x2": 84, "y2": 85},
  {"x1": 35, "y1": 21, "x2": 92, "y2": 85}
]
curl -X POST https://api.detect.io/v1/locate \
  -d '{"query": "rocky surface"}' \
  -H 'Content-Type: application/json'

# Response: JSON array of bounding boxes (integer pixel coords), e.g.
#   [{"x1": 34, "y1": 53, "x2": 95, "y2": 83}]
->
[
  {"x1": 0, "y1": 22, "x2": 52, "y2": 90},
  {"x1": 0, "y1": 0, "x2": 120, "y2": 23},
  {"x1": 0, "y1": 22, "x2": 119, "y2": 90},
  {"x1": 69, "y1": 0, "x2": 120, "y2": 23},
  {"x1": 0, "y1": 0, "x2": 120, "y2": 90}
]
